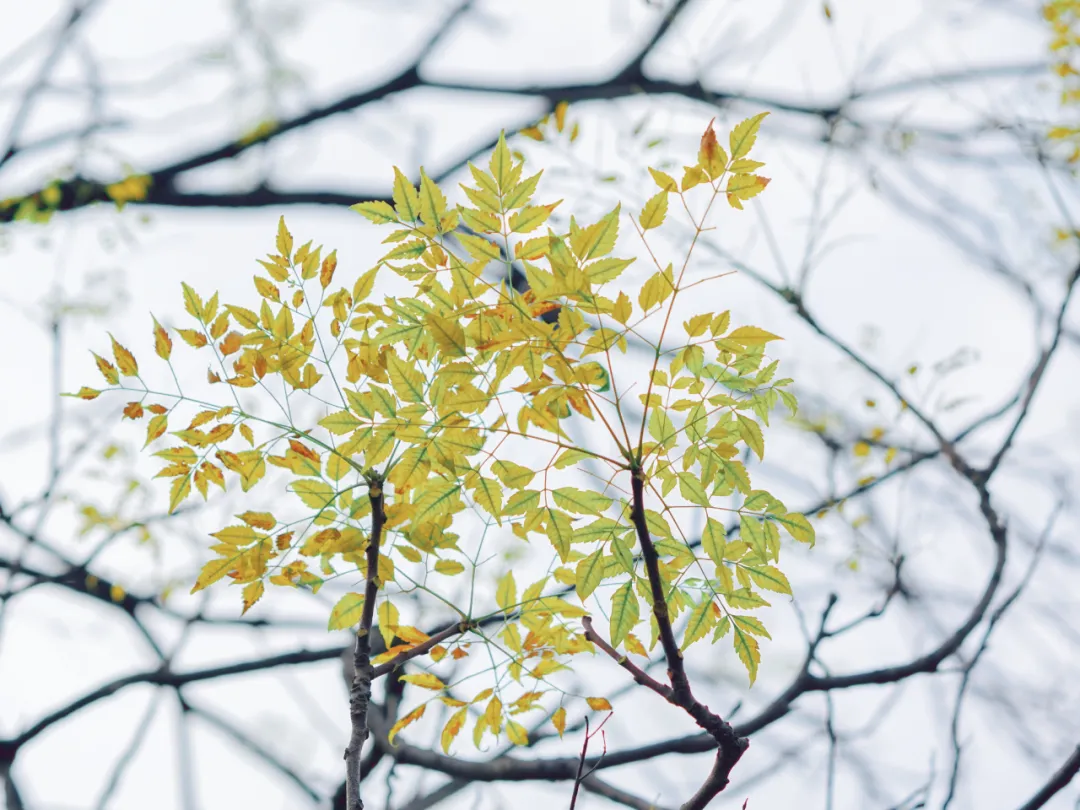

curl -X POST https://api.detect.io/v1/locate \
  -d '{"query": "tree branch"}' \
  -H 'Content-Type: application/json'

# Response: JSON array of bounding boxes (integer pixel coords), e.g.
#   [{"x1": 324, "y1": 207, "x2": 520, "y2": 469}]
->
[{"x1": 344, "y1": 476, "x2": 386, "y2": 810}]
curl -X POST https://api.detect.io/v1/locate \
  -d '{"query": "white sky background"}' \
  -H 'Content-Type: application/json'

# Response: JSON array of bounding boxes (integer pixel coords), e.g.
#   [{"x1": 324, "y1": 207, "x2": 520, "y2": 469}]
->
[{"x1": 1, "y1": 1, "x2": 1079, "y2": 809}]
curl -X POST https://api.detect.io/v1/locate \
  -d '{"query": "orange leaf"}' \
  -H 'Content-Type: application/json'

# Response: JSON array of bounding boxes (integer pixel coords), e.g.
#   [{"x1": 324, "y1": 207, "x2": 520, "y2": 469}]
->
[
  {"x1": 319, "y1": 249, "x2": 337, "y2": 289},
  {"x1": 93, "y1": 352, "x2": 119, "y2": 385},
  {"x1": 237, "y1": 511, "x2": 276, "y2": 530},
  {"x1": 388, "y1": 705, "x2": 426, "y2": 745},
  {"x1": 289, "y1": 439, "x2": 318, "y2": 462},
  {"x1": 109, "y1": 334, "x2": 138, "y2": 377},
  {"x1": 219, "y1": 331, "x2": 242, "y2": 355},
  {"x1": 441, "y1": 707, "x2": 467, "y2": 753},
  {"x1": 152, "y1": 317, "x2": 173, "y2": 361}
]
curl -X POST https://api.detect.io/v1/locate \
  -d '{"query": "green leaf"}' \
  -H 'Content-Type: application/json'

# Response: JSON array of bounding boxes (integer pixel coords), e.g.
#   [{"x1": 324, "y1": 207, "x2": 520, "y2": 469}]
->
[
  {"x1": 552, "y1": 487, "x2": 612, "y2": 516},
  {"x1": 647, "y1": 408, "x2": 676, "y2": 446},
  {"x1": 320, "y1": 409, "x2": 361, "y2": 435},
  {"x1": 773, "y1": 512, "x2": 815, "y2": 546},
  {"x1": 491, "y1": 460, "x2": 535, "y2": 489},
  {"x1": 609, "y1": 582, "x2": 639, "y2": 647},
  {"x1": 701, "y1": 517, "x2": 726, "y2": 567},
  {"x1": 745, "y1": 565, "x2": 791, "y2": 595},
  {"x1": 611, "y1": 536, "x2": 635, "y2": 574},
  {"x1": 573, "y1": 203, "x2": 621, "y2": 260},
  {"x1": 740, "y1": 515, "x2": 767, "y2": 558},
  {"x1": 546, "y1": 508, "x2": 574, "y2": 562},
  {"x1": 583, "y1": 257, "x2": 634, "y2": 284},
  {"x1": 644, "y1": 509, "x2": 672, "y2": 539},
  {"x1": 328, "y1": 592, "x2": 365, "y2": 630},
  {"x1": 504, "y1": 489, "x2": 540, "y2": 515},
  {"x1": 472, "y1": 476, "x2": 503, "y2": 521},
  {"x1": 731, "y1": 614, "x2": 771, "y2": 639},
  {"x1": 732, "y1": 621, "x2": 761, "y2": 685},
  {"x1": 554, "y1": 448, "x2": 591, "y2": 469},
  {"x1": 681, "y1": 597, "x2": 715, "y2": 650},
  {"x1": 392, "y1": 167, "x2": 421, "y2": 221},
  {"x1": 292, "y1": 480, "x2": 335, "y2": 509},
  {"x1": 412, "y1": 480, "x2": 462, "y2": 525},
  {"x1": 417, "y1": 167, "x2": 448, "y2": 230},
  {"x1": 574, "y1": 517, "x2": 623, "y2": 544},
  {"x1": 575, "y1": 549, "x2": 605, "y2": 601},
  {"x1": 736, "y1": 414, "x2": 764, "y2": 460},
  {"x1": 726, "y1": 588, "x2": 770, "y2": 609},
  {"x1": 351, "y1": 200, "x2": 398, "y2": 224},
  {"x1": 489, "y1": 131, "x2": 513, "y2": 193},
  {"x1": 677, "y1": 473, "x2": 709, "y2": 507},
  {"x1": 425, "y1": 314, "x2": 468, "y2": 357}
]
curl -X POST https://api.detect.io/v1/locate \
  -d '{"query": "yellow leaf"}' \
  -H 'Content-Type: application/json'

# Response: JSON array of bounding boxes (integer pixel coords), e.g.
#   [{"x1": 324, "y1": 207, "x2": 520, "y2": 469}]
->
[
  {"x1": 585, "y1": 697, "x2": 612, "y2": 711},
  {"x1": 378, "y1": 600, "x2": 399, "y2": 648},
  {"x1": 729, "y1": 112, "x2": 769, "y2": 161},
  {"x1": 573, "y1": 203, "x2": 620, "y2": 261},
  {"x1": 489, "y1": 131, "x2": 513, "y2": 193},
  {"x1": 552, "y1": 707, "x2": 567, "y2": 738},
  {"x1": 291, "y1": 480, "x2": 335, "y2": 509},
  {"x1": 253, "y1": 276, "x2": 279, "y2": 302},
  {"x1": 496, "y1": 570, "x2": 516, "y2": 612},
  {"x1": 725, "y1": 325, "x2": 782, "y2": 345},
  {"x1": 639, "y1": 190, "x2": 668, "y2": 230},
  {"x1": 425, "y1": 314, "x2": 468, "y2": 357},
  {"x1": 152, "y1": 317, "x2": 173, "y2": 361},
  {"x1": 392, "y1": 167, "x2": 421, "y2": 222},
  {"x1": 680, "y1": 165, "x2": 708, "y2": 191},
  {"x1": 435, "y1": 559, "x2": 465, "y2": 576},
  {"x1": 109, "y1": 334, "x2": 138, "y2": 376},
  {"x1": 190, "y1": 556, "x2": 235, "y2": 593},
  {"x1": 575, "y1": 549, "x2": 604, "y2": 601},
  {"x1": 387, "y1": 352, "x2": 426, "y2": 403},
  {"x1": 400, "y1": 673, "x2": 445, "y2": 691},
  {"x1": 388, "y1": 704, "x2": 426, "y2": 746},
  {"x1": 732, "y1": 623, "x2": 760, "y2": 685},
  {"x1": 353, "y1": 266, "x2": 379, "y2": 302},
  {"x1": 417, "y1": 167, "x2": 448, "y2": 230},
  {"x1": 144, "y1": 414, "x2": 168, "y2": 448},
  {"x1": 181, "y1": 282, "x2": 204, "y2": 322},
  {"x1": 853, "y1": 442, "x2": 870, "y2": 457},
  {"x1": 92, "y1": 352, "x2": 120, "y2": 385},
  {"x1": 176, "y1": 328, "x2": 207, "y2": 348},
  {"x1": 169, "y1": 474, "x2": 191, "y2": 512},
  {"x1": 351, "y1": 201, "x2": 397, "y2": 224},
  {"x1": 241, "y1": 581, "x2": 264, "y2": 615},
  {"x1": 210, "y1": 525, "x2": 261, "y2": 545},
  {"x1": 237, "y1": 511, "x2": 276, "y2": 530},
  {"x1": 441, "y1": 707, "x2": 467, "y2": 753},
  {"x1": 328, "y1": 593, "x2": 366, "y2": 630},
  {"x1": 725, "y1": 173, "x2": 770, "y2": 210},
  {"x1": 319, "y1": 249, "x2": 337, "y2": 289},
  {"x1": 638, "y1": 263, "x2": 674, "y2": 311},
  {"x1": 276, "y1": 216, "x2": 293, "y2": 259},
  {"x1": 648, "y1": 166, "x2": 678, "y2": 192},
  {"x1": 609, "y1": 582, "x2": 639, "y2": 647},
  {"x1": 506, "y1": 720, "x2": 528, "y2": 746}
]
